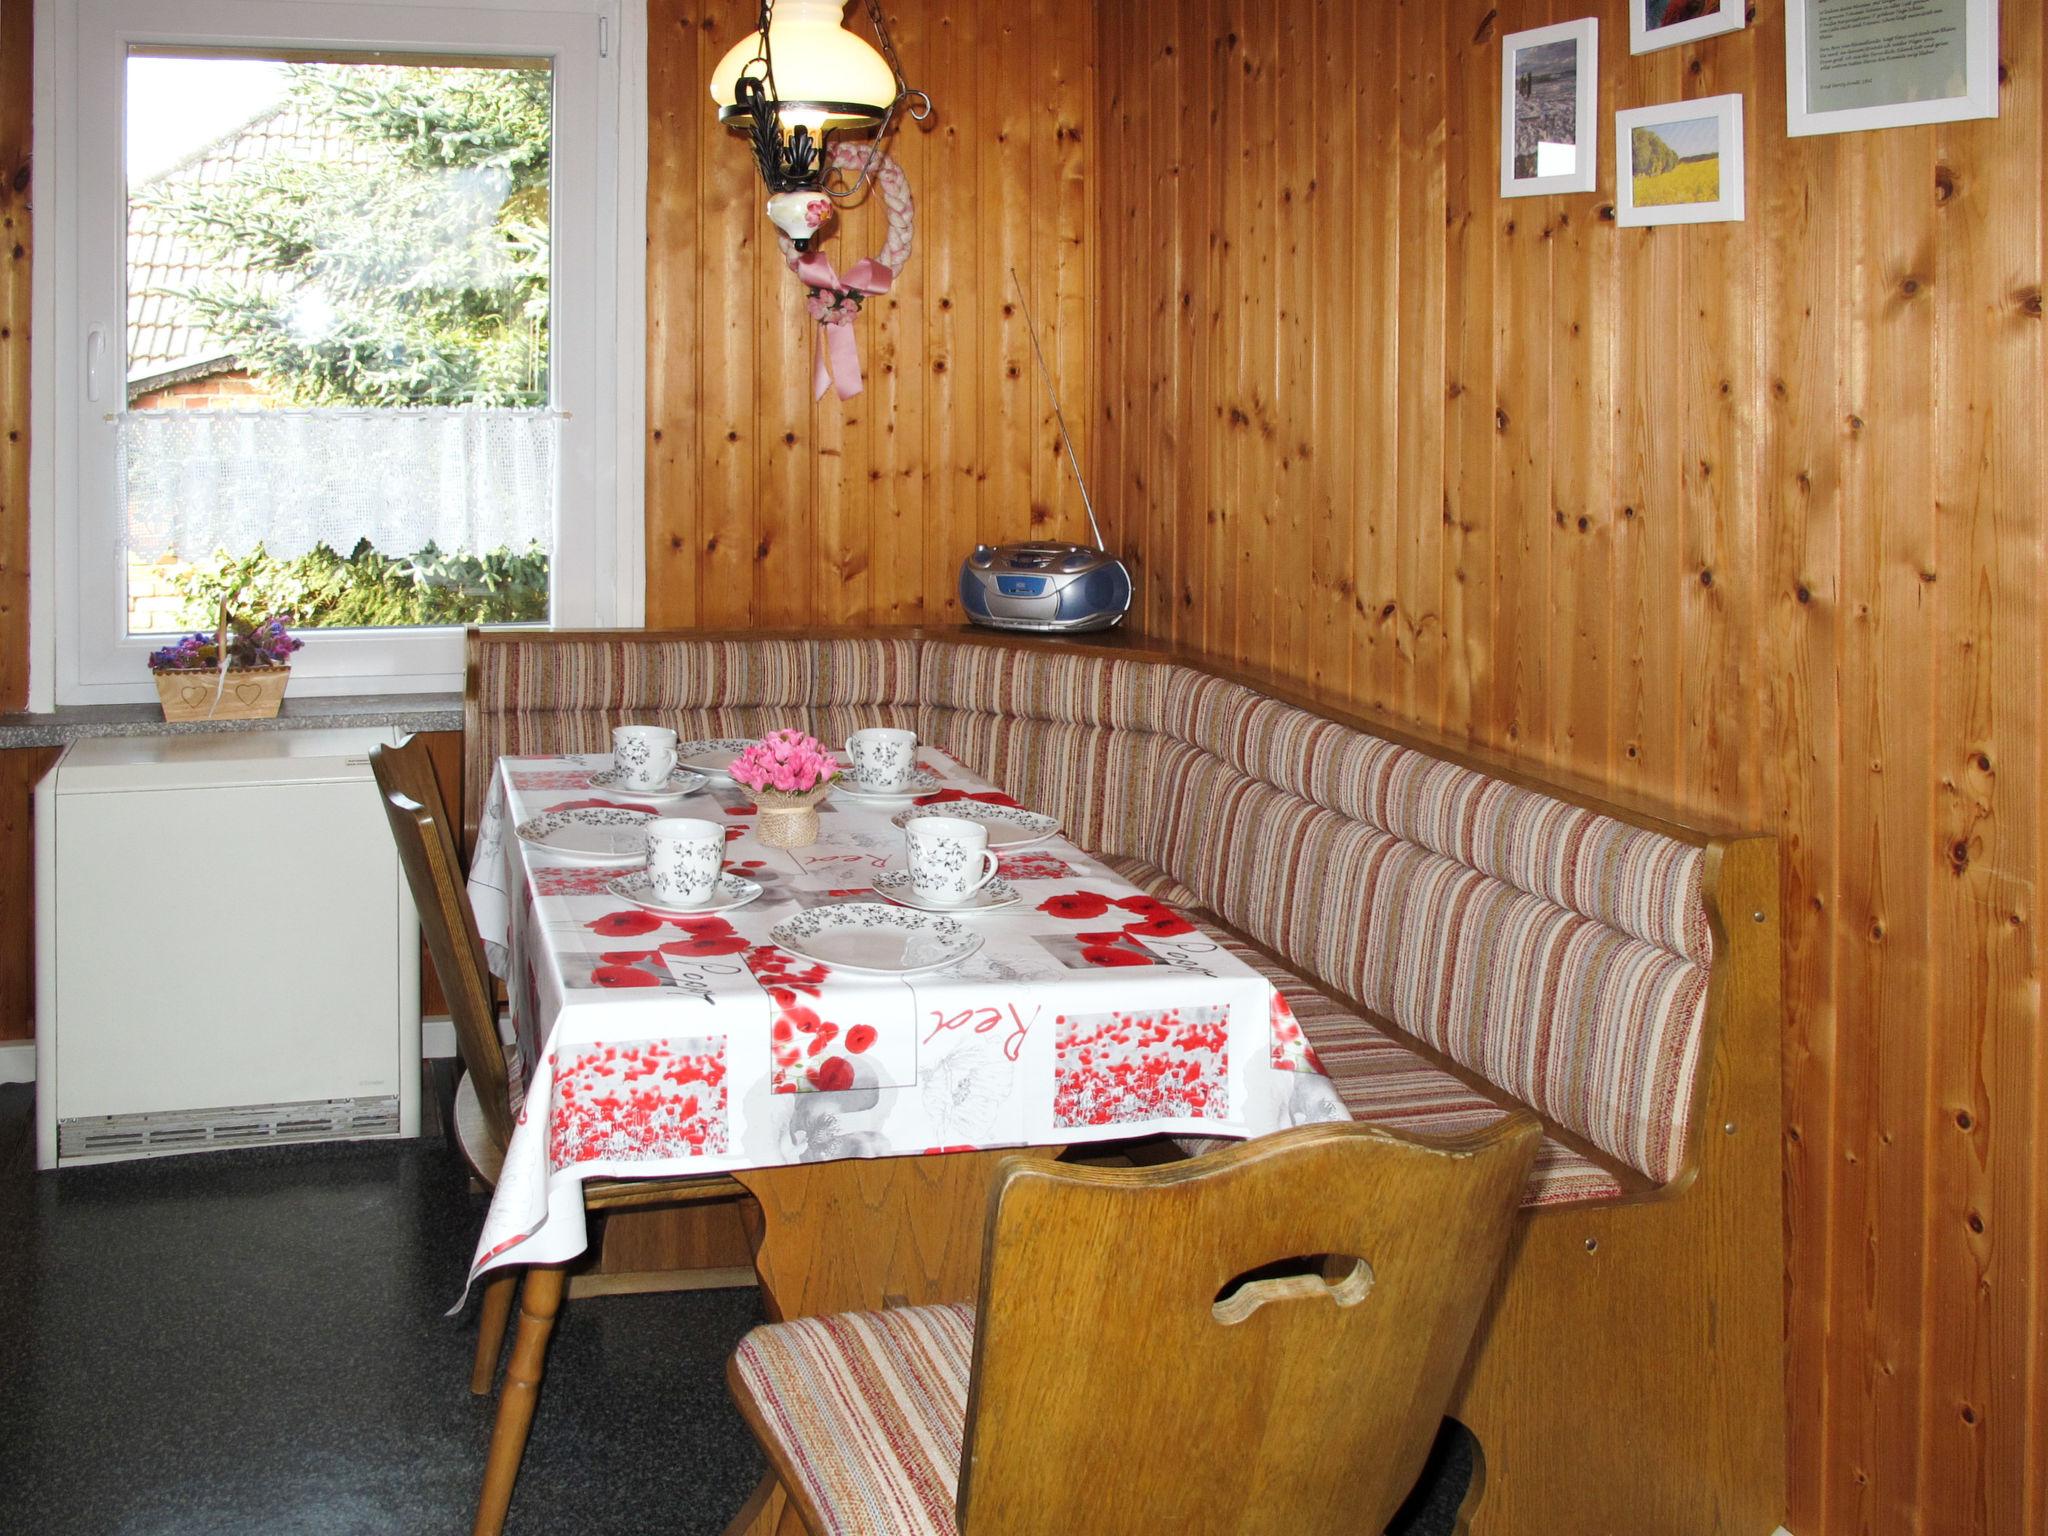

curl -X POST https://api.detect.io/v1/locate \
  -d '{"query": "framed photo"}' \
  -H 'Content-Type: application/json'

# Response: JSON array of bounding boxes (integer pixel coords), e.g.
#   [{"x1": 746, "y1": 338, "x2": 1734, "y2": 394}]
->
[
  {"x1": 1631, "y1": 0, "x2": 1745, "y2": 55},
  {"x1": 1614, "y1": 95, "x2": 1746, "y2": 227},
  {"x1": 1500, "y1": 19, "x2": 1599, "y2": 198},
  {"x1": 1787, "y1": 0, "x2": 1999, "y2": 137}
]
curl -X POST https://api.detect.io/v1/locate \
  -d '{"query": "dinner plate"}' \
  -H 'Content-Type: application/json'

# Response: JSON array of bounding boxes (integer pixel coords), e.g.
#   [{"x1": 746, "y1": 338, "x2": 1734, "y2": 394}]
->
[
  {"x1": 769, "y1": 903, "x2": 983, "y2": 976},
  {"x1": 835, "y1": 768, "x2": 941, "y2": 806},
  {"x1": 870, "y1": 870, "x2": 1019, "y2": 914},
  {"x1": 604, "y1": 870, "x2": 763, "y2": 917},
  {"x1": 515, "y1": 807, "x2": 654, "y2": 865},
  {"x1": 892, "y1": 802, "x2": 1061, "y2": 850},
  {"x1": 588, "y1": 764, "x2": 709, "y2": 801},
  {"x1": 676, "y1": 738, "x2": 762, "y2": 778}
]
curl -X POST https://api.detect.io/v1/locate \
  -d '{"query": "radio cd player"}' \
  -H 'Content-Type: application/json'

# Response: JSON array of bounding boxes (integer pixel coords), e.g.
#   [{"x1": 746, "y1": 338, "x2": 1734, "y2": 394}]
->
[{"x1": 958, "y1": 542, "x2": 1132, "y2": 633}]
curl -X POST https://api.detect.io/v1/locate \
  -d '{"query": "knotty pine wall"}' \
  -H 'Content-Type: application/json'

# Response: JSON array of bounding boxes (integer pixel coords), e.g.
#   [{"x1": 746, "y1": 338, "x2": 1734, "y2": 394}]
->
[
  {"x1": 1096, "y1": 3, "x2": 2046, "y2": 1534},
  {"x1": 644, "y1": 0, "x2": 1096, "y2": 626}
]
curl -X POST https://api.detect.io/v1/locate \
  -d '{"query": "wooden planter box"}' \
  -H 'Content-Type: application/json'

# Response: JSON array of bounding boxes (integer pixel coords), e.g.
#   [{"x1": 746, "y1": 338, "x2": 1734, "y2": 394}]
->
[{"x1": 153, "y1": 666, "x2": 291, "y2": 723}]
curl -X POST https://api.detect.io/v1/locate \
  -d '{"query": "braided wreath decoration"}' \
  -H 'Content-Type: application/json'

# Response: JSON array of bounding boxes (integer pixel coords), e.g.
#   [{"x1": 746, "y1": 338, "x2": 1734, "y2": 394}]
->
[{"x1": 773, "y1": 143, "x2": 914, "y2": 400}]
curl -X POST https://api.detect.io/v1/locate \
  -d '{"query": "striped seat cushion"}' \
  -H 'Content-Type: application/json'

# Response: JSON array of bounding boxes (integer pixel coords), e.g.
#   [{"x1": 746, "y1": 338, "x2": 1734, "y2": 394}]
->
[
  {"x1": 731, "y1": 1304, "x2": 974, "y2": 1536},
  {"x1": 1185, "y1": 928, "x2": 1625, "y2": 1208}
]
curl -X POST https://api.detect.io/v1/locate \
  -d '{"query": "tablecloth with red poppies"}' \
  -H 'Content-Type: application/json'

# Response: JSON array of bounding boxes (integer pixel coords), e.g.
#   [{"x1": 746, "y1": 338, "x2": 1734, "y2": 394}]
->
[{"x1": 460, "y1": 746, "x2": 1349, "y2": 1293}]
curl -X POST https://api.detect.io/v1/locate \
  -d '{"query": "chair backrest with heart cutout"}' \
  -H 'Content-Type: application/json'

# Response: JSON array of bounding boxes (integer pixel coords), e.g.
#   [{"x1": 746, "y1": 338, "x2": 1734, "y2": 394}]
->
[{"x1": 956, "y1": 1115, "x2": 1541, "y2": 1535}]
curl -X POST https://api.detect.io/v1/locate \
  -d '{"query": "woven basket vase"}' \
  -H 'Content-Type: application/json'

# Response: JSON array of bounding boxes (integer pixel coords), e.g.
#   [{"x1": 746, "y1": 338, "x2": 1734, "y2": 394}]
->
[{"x1": 753, "y1": 785, "x2": 832, "y2": 849}]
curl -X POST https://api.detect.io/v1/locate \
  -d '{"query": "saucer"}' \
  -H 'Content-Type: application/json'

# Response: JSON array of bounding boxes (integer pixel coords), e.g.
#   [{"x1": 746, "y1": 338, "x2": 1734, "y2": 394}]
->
[
  {"x1": 589, "y1": 764, "x2": 709, "y2": 801},
  {"x1": 514, "y1": 807, "x2": 654, "y2": 866},
  {"x1": 603, "y1": 870, "x2": 764, "y2": 917},
  {"x1": 871, "y1": 870, "x2": 1019, "y2": 914},
  {"x1": 769, "y1": 903, "x2": 983, "y2": 977},
  {"x1": 836, "y1": 769, "x2": 941, "y2": 805}
]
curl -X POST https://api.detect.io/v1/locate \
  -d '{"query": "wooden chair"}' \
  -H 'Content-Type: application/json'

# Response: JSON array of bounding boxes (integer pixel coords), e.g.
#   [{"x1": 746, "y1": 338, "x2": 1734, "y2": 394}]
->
[
  {"x1": 723, "y1": 1114, "x2": 1542, "y2": 1536},
  {"x1": 368, "y1": 736, "x2": 750, "y2": 1397}
]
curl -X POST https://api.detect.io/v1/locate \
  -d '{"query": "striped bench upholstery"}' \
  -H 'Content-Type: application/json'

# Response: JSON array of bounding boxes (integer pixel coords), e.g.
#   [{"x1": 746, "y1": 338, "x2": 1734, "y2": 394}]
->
[
  {"x1": 732, "y1": 1303, "x2": 974, "y2": 1536},
  {"x1": 920, "y1": 645, "x2": 1713, "y2": 1199},
  {"x1": 468, "y1": 631, "x2": 1716, "y2": 1205}
]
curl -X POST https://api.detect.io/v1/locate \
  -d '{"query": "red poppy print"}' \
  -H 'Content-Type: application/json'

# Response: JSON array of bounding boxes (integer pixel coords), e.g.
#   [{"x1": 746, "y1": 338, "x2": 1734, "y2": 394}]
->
[
  {"x1": 1080, "y1": 942, "x2": 1156, "y2": 968},
  {"x1": 587, "y1": 910, "x2": 664, "y2": 937},
  {"x1": 1123, "y1": 912, "x2": 1196, "y2": 939},
  {"x1": 807, "y1": 1056, "x2": 855, "y2": 1092},
  {"x1": 845, "y1": 1024, "x2": 877, "y2": 1054},
  {"x1": 589, "y1": 963, "x2": 661, "y2": 989},
  {"x1": 659, "y1": 933, "x2": 750, "y2": 958},
  {"x1": 1038, "y1": 890, "x2": 1113, "y2": 921},
  {"x1": 1269, "y1": 991, "x2": 1326, "y2": 1074},
  {"x1": 912, "y1": 788, "x2": 1023, "y2": 809},
  {"x1": 549, "y1": 1037, "x2": 728, "y2": 1166},
  {"x1": 1053, "y1": 1006, "x2": 1230, "y2": 1128},
  {"x1": 532, "y1": 865, "x2": 620, "y2": 897},
  {"x1": 1111, "y1": 894, "x2": 1169, "y2": 918}
]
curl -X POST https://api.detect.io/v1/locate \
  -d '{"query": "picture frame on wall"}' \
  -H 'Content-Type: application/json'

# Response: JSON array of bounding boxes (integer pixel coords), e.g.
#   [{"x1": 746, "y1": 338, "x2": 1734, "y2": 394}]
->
[
  {"x1": 1500, "y1": 18, "x2": 1599, "y2": 198},
  {"x1": 1631, "y1": 0, "x2": 1745, "y2": 55},
  {"x1": 1787, "y1": 0, "x2": 1999, "y2": 136},
  {"x1": 1614, "y1": 95, "x2": 1746, "y2": 227}
]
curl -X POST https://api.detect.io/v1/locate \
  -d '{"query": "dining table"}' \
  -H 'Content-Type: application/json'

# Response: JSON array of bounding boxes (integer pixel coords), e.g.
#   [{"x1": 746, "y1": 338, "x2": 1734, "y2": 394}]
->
[{"x1": 460, "y1": 736, "x2": 1350, "y2": 1533}]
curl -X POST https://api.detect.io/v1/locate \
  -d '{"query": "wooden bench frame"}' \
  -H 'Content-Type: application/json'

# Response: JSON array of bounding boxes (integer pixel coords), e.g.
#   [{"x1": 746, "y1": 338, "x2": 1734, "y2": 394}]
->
[{"x1": 463, "y1": 623, "x2": 1787, "y2": 1536}]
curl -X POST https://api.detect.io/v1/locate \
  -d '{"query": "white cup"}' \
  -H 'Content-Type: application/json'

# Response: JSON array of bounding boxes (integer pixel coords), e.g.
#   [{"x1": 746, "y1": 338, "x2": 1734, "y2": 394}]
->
[
  {"x1": 646, "y1": 817, "x2": 725, "y2": 908},
  {"x1": 613, "y1": 725, "x2": 679, "y2": 791},
  {"x1": 905, "y1": 816, "x2": 1001, "y2": 907},
  {"x1": 845, "y1": 727, "x2": 917, "y2": 793}
]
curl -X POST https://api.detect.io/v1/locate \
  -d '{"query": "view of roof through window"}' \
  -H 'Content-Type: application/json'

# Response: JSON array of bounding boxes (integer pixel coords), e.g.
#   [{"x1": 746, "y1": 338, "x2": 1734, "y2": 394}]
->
[{"x1": 122, "y1": 52, "x2": 557, "y2": 636}]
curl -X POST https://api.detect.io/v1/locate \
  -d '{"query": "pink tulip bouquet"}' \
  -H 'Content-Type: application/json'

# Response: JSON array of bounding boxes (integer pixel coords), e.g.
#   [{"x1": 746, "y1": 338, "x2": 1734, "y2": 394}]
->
[
  {"x1": 729, "y1": 730, "x2": 841, "y2": 850},
  {"x1": 728, "y1": 729, "x2": 840, "y2": 802}
]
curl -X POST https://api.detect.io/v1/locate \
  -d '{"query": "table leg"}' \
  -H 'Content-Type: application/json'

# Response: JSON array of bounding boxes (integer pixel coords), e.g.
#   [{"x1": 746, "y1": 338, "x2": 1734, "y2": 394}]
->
[
  {"x1": 468, "y1": 1273, "x2": 516, "y2": 1396},
  {"x1": 472, "y1": 1264, "x2": 566, "y2": 1536}
]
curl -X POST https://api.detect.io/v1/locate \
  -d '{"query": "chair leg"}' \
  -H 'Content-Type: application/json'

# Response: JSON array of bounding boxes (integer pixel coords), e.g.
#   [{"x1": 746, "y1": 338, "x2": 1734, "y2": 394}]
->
[
  {"x1": 471, "y1": 1265, "x2": 567, "y2": 1536},
  {"x1": 469, "y1": 1273, "x2": 517, "y2": 1396},
  {"x1": 722, "y1": 1472, "x2": 804, "y2": 1536}
]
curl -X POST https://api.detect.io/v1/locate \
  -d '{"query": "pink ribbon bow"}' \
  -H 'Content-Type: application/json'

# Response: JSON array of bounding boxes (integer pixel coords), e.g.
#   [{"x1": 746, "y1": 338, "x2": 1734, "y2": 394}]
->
[{"x1": 792, "y1": 250, "x2": 894, "y2": 401}]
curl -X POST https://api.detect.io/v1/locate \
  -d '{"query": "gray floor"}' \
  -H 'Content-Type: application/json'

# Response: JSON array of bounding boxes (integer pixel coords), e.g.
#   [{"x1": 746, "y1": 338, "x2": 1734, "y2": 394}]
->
[{"x1": 0, "y1": 1081, "x2": 1470, "y2": 1534}]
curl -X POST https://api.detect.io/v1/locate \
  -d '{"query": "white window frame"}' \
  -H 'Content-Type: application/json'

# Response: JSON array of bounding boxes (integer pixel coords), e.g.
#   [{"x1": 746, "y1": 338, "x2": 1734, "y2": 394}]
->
[{"x1": 31, "y1": 0, "x2": 647, "y2": 707}]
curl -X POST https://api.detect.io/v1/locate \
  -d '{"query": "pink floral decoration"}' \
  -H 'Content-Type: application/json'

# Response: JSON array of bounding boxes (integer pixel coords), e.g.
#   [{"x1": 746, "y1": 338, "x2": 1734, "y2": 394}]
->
[{"x1": 727, "y1": 729, "x2": 840, "y2": 801}]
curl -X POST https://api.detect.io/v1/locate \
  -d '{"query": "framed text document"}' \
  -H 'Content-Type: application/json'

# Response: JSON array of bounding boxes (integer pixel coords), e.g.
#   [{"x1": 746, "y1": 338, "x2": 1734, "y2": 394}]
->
[{"x1": 1787, "y1": 0, "x2": 2000, "y2": 136}]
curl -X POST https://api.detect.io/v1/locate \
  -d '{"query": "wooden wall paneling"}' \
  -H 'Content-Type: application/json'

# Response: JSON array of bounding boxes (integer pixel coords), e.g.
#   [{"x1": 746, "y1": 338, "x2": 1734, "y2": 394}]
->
[
  {"x1": 919, "y1": 2, "x2": 974, "y2": 626},
  {"x1": 644, "y1": 4, "x2": 703, "y2": 628},
  {"x1": 1679, "y1": 25, "x2": 1761, "y2": 818},
  {"x1": 1394, "y1": 0, "x2": 1447, "y2": 732},
  {"x1": 0, "y1": 749, "x2": 59, "y2": 1043},
  {"x1": 1305, "y1": 0, "x2": 1357, "y2": 702},
  {"x1": 1236, "y1": 0, "x2": 1276, "y2": 678},
  {"x1": 752, "y1": 167, "x2": 811, "y2": 627},
  {"x1": 1350, "y1": 5, "x2": 1402, "y2": 713},
  {"x1": 1440, "y1": 8, "x2": 1495, "y2": 737},
  {"x1": 1489, "y1": 1, "x2": 1552, "y2": 753},
  {"x1": 1754, "y1": 18, "x2": 1845, "y2": 1526},
  {"x1": 1270, "y1": 0, "x2": 1309, "y2": 691},
  {"x1": 1927, "y1": 8, "x2": 2044, "y2": 1522},
  {"x1": 1096, "y1": 3, "x2": 2048, "y2": 1530},
  {"x1": 0, "y1": 0, "x2": 30, "y2": 711},
  {"x1": 871, "y1": 1, "x2": 930, "y2": 628}
]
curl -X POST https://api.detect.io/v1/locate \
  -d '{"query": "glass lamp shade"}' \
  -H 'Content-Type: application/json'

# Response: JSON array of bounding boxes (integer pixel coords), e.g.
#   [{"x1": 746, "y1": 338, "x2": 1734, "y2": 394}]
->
[{"x1": 708, "y1": 0, "x2": 897, "y2": 134}]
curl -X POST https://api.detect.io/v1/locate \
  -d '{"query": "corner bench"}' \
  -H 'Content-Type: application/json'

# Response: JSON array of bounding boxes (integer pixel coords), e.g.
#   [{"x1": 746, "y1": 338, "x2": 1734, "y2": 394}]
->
[{"x1": 464, "y1": 625, "x2": 1786, "y2": 1536}]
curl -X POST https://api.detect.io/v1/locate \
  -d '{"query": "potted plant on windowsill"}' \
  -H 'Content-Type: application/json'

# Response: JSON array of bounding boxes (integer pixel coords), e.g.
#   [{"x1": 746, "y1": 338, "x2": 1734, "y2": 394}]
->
[{"x1": 148, "y1": 606, "x2": 305, "y2": 723}]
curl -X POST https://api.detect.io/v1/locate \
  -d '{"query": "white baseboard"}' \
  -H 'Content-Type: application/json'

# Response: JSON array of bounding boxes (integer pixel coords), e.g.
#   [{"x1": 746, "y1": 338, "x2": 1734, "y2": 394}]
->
[
  {"x1": 0, "y1": 1041, "x2": 35, "y2": 1085},
  {"x1": 423, "y1": 1016, "x2": 457, "y2": 1061}
]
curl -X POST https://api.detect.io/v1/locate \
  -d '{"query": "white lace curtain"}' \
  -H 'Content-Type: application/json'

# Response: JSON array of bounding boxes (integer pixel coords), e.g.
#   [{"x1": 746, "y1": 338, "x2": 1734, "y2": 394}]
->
[{"x1": 119, "y1": 407, "x2": 559, "y2": 561}]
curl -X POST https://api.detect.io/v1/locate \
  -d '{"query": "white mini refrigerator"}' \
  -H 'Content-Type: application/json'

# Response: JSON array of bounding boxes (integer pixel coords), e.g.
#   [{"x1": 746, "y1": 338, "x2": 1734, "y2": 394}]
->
[{"x1": 35, "y1": 727, "x2": 421, "y2": 1168}]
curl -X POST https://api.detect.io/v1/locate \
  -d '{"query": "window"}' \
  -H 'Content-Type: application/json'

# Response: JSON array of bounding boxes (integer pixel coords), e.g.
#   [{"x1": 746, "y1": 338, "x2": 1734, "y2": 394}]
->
[{"x1": 36, "y1": 0, "x2": 643, "y2": 704}]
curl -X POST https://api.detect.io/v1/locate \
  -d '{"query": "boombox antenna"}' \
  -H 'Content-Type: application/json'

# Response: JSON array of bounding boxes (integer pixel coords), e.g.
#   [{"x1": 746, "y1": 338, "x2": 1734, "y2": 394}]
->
[{"x1": 1010, "y1": 267, "x2": 1106, "y2": 552}]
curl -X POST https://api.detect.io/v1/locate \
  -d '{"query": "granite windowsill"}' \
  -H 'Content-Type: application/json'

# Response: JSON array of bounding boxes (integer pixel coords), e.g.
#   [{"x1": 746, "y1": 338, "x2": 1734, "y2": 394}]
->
[{"x1": 0, "y1": 692, "x2": 463, "y2": 750}]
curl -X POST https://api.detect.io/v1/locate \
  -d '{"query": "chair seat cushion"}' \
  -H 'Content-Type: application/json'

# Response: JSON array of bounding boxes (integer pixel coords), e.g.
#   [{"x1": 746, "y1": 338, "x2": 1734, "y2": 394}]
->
[
  {"x1": 731, "y1": 1303, "x2": 975, "y2": 1536},
  {"x1": 1184, "y1": 926, "x2": 1627, "y2": 1208}
]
